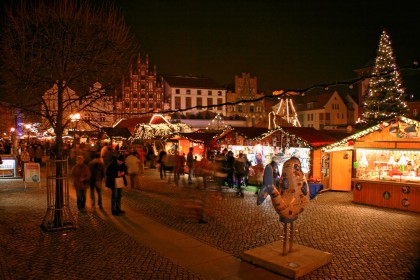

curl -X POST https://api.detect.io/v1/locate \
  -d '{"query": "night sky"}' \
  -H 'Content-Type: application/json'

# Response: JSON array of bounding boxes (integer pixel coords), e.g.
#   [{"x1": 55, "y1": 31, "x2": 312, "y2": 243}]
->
[{"x1": 116, "y1": 0, "x2": 420, "y2": 95}]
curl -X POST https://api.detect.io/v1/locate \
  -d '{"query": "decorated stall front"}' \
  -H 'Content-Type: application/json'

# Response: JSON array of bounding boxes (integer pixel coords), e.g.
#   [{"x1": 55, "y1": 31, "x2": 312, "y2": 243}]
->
[
  {"x1": 130, "y1": 114, "x2": 193, "y2": 153},
  {"x1": 323, "y1": 116, "x2": 420, "y2": 212},
  {"x1": 166, "y1": 132, "x2": 222, "y2": 160},
  {"x1": 218, "y1": 126, "x2": 336, "y2": 190}
]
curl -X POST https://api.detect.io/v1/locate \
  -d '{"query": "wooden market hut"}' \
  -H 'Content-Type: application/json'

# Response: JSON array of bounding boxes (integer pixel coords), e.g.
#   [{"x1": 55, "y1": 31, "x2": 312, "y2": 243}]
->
[{"x1": 322, "y1": 116, "x2": 420, "y2": 212}]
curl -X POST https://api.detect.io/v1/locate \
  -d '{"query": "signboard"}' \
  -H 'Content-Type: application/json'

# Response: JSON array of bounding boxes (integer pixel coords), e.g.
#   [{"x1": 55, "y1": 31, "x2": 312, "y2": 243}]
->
[
  {"x1": 0, "y1": 157, "x2": 17, "y2": 177},
  {"x1": 24, "y1": 162, "x2": 41, "y2": 188}
]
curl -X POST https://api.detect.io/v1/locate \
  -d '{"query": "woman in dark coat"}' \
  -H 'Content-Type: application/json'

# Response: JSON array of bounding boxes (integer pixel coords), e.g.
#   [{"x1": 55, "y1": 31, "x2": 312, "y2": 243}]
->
[{"x1": 105, "y1": 155, "x2": 127, "y2": 216}]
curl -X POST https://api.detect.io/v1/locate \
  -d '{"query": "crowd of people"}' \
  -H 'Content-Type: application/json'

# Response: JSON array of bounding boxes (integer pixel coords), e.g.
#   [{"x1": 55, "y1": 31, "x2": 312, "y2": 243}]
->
[{"x1": 5, "y1": 139, "x2": 278, "y2": 222}]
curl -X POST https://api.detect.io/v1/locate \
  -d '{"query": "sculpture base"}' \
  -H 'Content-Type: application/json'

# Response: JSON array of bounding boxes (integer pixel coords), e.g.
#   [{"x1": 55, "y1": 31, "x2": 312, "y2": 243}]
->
[{"x1": 240, "y1": 242, "x2": 332, "y2": 279}]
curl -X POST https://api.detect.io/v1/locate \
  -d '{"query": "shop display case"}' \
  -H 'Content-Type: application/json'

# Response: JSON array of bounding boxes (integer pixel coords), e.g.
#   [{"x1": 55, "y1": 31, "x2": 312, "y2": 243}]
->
[{"x1": 354, "y1": 148, "x2": 420, "y2": 183}]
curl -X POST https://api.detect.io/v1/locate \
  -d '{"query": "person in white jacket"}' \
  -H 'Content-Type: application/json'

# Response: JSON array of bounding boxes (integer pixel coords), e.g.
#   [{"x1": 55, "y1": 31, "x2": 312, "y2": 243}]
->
[{"x1": 125, "y1": 151, "x2": 141, "y2": 190}]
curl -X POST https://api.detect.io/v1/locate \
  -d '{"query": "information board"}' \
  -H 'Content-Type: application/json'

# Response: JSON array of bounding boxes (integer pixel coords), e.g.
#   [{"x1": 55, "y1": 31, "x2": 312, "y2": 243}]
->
[{"x1": 24, "y1": 162, "x2": 41, "y2": 188}]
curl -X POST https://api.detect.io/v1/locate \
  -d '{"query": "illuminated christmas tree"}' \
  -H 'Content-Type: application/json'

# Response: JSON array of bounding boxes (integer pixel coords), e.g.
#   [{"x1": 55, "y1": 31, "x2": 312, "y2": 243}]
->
[{"x1": 362, "y1": 30, "x2": 408, "y2": 126}]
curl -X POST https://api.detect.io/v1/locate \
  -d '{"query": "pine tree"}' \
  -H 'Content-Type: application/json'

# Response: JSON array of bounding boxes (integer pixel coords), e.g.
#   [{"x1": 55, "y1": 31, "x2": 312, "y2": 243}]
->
[{"x1": 362, "y1": 30, "x2": 408, "y2": 126}]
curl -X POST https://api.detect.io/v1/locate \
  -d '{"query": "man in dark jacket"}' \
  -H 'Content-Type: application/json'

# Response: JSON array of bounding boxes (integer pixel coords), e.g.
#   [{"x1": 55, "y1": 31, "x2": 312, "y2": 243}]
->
[{"x1": 105, "y1": 155, "x2": 127, "y2": 216}]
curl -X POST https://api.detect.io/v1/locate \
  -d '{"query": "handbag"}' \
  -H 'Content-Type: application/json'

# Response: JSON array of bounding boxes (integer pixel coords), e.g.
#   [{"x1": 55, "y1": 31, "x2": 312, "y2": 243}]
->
[{"x1": 115, "y1": 177, "x2": 125, "y2": 188}]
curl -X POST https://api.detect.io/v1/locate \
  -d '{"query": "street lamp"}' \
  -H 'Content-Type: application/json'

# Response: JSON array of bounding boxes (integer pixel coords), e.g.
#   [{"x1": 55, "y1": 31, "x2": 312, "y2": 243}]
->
[{"x1": 10, "y1": 128, "x2": 16, "y2": 155}]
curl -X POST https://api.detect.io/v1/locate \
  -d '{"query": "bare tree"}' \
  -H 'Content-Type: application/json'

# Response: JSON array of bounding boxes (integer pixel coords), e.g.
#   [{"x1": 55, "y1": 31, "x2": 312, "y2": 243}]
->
[{"x1": 1, "y1": 0, "x2": 138, "y2": 229}]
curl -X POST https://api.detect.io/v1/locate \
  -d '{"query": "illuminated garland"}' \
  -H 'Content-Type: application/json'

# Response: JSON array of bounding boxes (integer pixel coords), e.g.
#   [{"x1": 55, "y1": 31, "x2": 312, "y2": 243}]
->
[
  {"x1": 112, "y1": 62, "x2": 418, "y2": 117},
  {"x1": 322, "y1": 116, "x2": 420, "y2": 151},
  {"x1": 131, "y1": 122, "x2": 192, "y2": 141}
]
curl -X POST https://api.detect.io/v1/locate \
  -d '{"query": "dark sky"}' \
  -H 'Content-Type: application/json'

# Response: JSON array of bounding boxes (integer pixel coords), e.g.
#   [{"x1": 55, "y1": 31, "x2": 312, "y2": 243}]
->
[{"x1": 117, "y1": 0, "x2": 420, "y2": 93}]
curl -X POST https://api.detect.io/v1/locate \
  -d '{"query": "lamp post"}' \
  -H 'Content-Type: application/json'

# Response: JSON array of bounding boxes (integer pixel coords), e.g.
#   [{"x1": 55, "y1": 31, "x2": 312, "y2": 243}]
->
[
  {"x1": 10, "y1": 128, "x2": 16, "y2": 155},
  {"x1": 24, "y1": 124, "x2": 32, "y2": 144}
]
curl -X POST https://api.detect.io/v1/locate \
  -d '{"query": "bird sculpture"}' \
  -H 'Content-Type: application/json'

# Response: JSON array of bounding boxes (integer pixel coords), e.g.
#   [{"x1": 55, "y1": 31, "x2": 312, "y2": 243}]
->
[{"x1": 257, "y1": 157, "x2": 310, "y2": 254}]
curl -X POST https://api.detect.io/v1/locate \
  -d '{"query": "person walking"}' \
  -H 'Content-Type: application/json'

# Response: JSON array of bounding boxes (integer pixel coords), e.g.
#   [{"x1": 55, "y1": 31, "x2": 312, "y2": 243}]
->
[
  {"x1": 187, "y1": 147, "x2": 194, "y2": 184},
  {"x1": 27, "y1": 144, "x2": 35, "y2": 162},
  {"x1": 88, "y1": 153, "x2": 106, "y2": 209},
  {"x1": 71, "y1": 155, "x2": 91, "y2": 212},
  {"x1": 19, "y1": 146, "x2": 31, "y2": 177},
  {"x1": 174, "y1": 150, "x2": 186, "y2": 186},
  {"x1": 105, "y1": 155, "x2": 127, "y2": 216},
  {"x1": 136, "y1": 146, "x2": 146, "y2": 175},
  {"x1": 125, "y1": 151, "x2": 141, "y2": 190},
  {"x1": 157, "y1": 149, "x2": 167, "y2": 180},
  {"x1": 234, "y1": 152, "x2": 247, "y2": 197},
  {"x1": 34, "y1": 145, "x2": 43, "y2": 165},
  {"x1": 225, "y1": 151, "x2": 235, "y2": 188}
]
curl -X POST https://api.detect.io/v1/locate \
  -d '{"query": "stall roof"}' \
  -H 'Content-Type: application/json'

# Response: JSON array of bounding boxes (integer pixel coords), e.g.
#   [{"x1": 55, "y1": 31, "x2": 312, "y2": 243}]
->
[
  {"x1": 229, "y1": 127, "x2": 270, "y2": 139},
  {"x1": 114, "y1": 117, "x2": 151, "y2": 133},
  {"x1": 322, "y1": 116, "x2": 420, "y2": 151},
  {"x1": 103, "y1": 127, "x2": 131, "y2": 139},
  {"x1": 114, "y1": 114, "x2": 170, "y2": 134},
  {"x1": 170, "y1": 132, "x2": 221, "y2": 143},
  {"x1": 280, "y1": 126, "x2": 337, "y2": 147}
]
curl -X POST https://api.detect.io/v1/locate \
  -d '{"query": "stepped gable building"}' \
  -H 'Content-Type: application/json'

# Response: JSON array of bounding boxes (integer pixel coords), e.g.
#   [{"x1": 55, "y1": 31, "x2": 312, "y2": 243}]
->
[
  {"x1": 226, "y1": 72, "x2": 266, "y2": 127},
  {"x1": 163, "y1": 75, "x2": 226, "y2": 116},
  {"x1": 116, "y1": 53, "x2": 164, "y2": 119}
]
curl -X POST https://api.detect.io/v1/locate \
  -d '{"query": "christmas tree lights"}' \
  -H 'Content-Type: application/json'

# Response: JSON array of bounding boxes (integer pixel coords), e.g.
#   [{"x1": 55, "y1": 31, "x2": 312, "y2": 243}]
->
[{"x1": 361, "y1": 30, "x2": 408, "y2": 126}]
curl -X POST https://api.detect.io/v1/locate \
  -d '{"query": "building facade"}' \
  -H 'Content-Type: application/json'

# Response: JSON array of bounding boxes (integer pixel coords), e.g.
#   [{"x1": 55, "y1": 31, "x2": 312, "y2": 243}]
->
[
  {"x1": 295, "y1": 91, "x2": 358, "y2": 130},
  {"x1": 116, "y1": 53, "x2": 164, "y2": 119},
  {"x1": 226, "y1": 72, "x2": 266, "y2": 127},
  {"x1": 41, "y1": 82, "x2": 115, "y2": 135},
  {"x1": 163, "y1": 75, "x2": 226, "y2": 117}
]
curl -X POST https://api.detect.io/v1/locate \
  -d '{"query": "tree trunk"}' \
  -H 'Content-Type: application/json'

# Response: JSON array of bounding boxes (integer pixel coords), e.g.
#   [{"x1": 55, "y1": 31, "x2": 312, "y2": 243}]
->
[{"x1": 52, "y1": 85, "x2": 65, "y2": 227}]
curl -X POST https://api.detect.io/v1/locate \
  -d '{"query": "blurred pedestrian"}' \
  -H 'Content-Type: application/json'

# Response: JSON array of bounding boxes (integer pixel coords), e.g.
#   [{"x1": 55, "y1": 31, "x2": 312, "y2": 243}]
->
[
  {"x1": 157, "y1": 149, "x2": 167, "y2": 180},
  {"x1": 174, "y1": 150, "x2": 186, "y2": 186},
  {"x1": 88, "y1": 153, "x2": 106, "y2": 209},
  {"x1": 105, "y1": 155, "x2": 127, "y2": 216},
  {"x1": 136, "y1": 146, "x2": 146, "y2": 175},
  {"x1": 125, "y1": 151, "x2": 141, "y2": 190},
  {"x1": 71, "y1": 155, "x2": 91, "y2": 212},
  {"x1": 27, "y1": 145, "x2": 35, "y2": 162},
  {"x1": 187, "y1": 147, "x2": 194, "y2": 184},
  {"x1": 20, "y1": 146, "x2": 31, "y2": 177},
  {"x1": 34, "y1": 145, "x2": 43, "y2": 165},
  {"x1": 234, "y1": 152, "x2": 246, "y2": 197},
  {"x1": 225, "y1": 151, "x2": 235, "y2": 188}
]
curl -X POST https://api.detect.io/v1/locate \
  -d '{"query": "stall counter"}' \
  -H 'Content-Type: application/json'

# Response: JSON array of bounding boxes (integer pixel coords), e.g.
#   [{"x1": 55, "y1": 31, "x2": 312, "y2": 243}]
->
[{"x1": 352, "y1": 179, "x2": 420, "y2": 213}]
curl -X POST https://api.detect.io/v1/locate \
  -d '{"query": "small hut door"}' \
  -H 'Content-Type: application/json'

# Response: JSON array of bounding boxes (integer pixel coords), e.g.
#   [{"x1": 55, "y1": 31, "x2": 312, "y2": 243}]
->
[{"x1": 330, "y1": 150, "x2": 352, "y2": 191}]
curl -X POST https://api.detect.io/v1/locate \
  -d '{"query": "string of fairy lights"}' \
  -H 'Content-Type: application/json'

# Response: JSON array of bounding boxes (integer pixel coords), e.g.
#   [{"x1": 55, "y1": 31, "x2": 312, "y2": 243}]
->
[{"x1": 117, "y1": 62, "x2": 418, "y2": 117}]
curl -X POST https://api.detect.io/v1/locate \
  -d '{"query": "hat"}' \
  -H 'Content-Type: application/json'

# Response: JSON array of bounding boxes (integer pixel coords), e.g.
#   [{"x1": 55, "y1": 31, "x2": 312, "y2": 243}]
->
[{"x1": 117, "y1": 155, "x2": 125, "y2": 161}]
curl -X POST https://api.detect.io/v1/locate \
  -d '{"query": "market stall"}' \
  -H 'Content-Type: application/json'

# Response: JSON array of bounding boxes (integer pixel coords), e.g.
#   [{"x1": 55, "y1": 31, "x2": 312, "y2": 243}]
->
[
  {"x1": 323, "y1": 116, "x2": 420, "y2": 212},
  {"x1": 217, "y1": 126, "x2": 336, "y2": 189}
]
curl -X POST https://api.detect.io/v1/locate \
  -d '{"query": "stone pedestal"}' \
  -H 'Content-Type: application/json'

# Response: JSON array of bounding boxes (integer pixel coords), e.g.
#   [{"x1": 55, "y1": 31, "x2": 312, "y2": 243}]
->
[{"x1": 241, "y1": 242, "x2": 332, "y2": 279}]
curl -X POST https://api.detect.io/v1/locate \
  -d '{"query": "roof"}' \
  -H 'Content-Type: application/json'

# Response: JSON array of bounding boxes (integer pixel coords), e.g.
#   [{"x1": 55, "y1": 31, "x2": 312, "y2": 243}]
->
[
  {"x1": 114, "y1": 117, "x2": 151, "y2": 134},
  {"x1": 103, "y1": 127, "x2": 131, "y2": 139},
  {"x1": 229, "y1": 127, "x2": 271, "y2": 139},
  {"x1": 114, "y1": 114, "x2": 170, "y2": 133},
  {"x1": 163, "y1": 75, "x2": 225, "y2": 90},
  {"x1": 279, "y1": 126, "x2": 337, "y2": 147},
  {"x1": 173, "y1": 132, "x2": 220, "y2": 143}
]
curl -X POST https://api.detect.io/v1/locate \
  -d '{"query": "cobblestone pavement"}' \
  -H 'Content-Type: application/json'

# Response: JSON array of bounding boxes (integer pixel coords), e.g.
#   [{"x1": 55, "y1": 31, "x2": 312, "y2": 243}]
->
[{"x1": 1, "y1": 166, "x2": 419, "y2": 279}]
